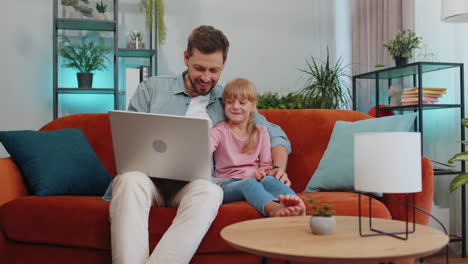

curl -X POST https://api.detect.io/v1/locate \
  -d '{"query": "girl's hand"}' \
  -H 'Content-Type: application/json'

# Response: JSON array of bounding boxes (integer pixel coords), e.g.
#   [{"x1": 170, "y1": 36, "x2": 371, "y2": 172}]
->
[
  {"x1": 254, "y1": 166, "x2": 273, "y2": 180},
  {"x1": 268, "y1": 167, "x2": 291, "y2": 187}
]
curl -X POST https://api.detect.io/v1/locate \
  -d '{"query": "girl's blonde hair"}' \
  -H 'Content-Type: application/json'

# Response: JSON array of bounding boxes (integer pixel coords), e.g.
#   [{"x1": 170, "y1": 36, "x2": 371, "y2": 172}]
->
[{"x1": 223, "y1": 78, "x2": 258, "y2": 153}]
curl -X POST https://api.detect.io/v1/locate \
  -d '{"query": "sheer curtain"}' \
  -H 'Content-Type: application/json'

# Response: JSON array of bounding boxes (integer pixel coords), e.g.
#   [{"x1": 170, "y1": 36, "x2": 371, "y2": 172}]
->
[
  {"x1": 352, "y1": 0, "x2": 408, "y2": 113},
  {"x1": 352, "y1": 0, "x2": 404, "y2": 75}
]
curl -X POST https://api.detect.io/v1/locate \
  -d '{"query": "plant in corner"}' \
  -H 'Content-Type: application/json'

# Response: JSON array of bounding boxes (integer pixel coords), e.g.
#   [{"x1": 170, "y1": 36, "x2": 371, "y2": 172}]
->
[
  {"x1": 95, "y1": 0, "x2": 108, "y2": 20},
  {"x1": 257, "y1": 92, "x2": 305, "y2": 109},
  {"x1": 298, "y1": 48, "x2": 351, "y2": 109},
  {"x1": 58, "y1": 36, "x2": 112, "y2": 89},
  {"x1": 307, "y1": 197, "x2": 336, "y2": 235},
  {"x1": 383, "y1": 29, "x2": 422, "y2": 67},
  {"x1": 139, "y1": 0, "x2": 167, "y2": 45},
  {"x1": 447, "y1": 118, "x2": 468, "y2": 192}
]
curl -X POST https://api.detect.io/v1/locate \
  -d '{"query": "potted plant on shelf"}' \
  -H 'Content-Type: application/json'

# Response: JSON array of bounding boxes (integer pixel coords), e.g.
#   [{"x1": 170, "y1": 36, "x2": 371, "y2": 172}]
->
[
  {"x1": 298, "y1": 48, "x2": 351, "y2": 109},
  {"x1": 139, "y1": 0, "x2": 166, "y2": 45},
  {"x1": 95, "y1": 0, "x2": 108, "y2": 20},
  {"x1": 61, "y1": 0, "x2": 93, "y2": 19},
  {"x1": 127, "y1": 31, "x2": 145, "y2": 49},
  {"x1": 447, "y1": 118, "x2": 468, "y2": 192},
  {"x1": 383, "y1": 29, "x2": 422, "y2": 67},
  {"x1": 58, "y1": 36, "x2": 112, "y2": 89},
  {"x1": 307, "y1": 197, "x2": 336, "y2": 235}
]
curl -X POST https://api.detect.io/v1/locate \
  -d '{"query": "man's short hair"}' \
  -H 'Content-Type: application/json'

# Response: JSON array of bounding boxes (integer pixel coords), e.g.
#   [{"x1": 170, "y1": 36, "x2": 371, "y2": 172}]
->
[{"x1": 187, "y1": 25, "x2": 229, "y2": 62}]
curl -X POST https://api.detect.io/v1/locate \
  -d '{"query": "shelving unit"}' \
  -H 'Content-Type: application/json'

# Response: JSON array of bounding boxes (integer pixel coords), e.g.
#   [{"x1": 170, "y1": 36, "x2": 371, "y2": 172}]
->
[
  {"x1": 352, "y1": 61, "x2": 466, "y2": 256},
  {"x1": 53, "y1": 0, "x2": 157, "y2": 119}
]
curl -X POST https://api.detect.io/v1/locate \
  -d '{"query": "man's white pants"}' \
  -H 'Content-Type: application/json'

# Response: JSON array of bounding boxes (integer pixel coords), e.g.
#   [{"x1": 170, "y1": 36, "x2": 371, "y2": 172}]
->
[{"x1": 109, "y1": 171, "x2": 223, "y2": 264}]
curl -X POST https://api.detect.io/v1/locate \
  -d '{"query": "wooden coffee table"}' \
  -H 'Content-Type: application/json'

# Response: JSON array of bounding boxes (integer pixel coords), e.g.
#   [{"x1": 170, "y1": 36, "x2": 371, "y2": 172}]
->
[{"x1": 220, "y1": 216, "x2": 449, "y2": 263}]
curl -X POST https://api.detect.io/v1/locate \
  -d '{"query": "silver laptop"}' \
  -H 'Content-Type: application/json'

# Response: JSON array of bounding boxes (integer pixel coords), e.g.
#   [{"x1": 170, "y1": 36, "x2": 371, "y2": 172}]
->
[{"x1": 109, "y1": 110, "x2": 211, "y2": 182}]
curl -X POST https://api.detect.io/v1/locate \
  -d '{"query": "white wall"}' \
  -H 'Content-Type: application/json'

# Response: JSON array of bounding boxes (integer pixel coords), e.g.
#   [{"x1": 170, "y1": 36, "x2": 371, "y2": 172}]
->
[
  {"x1": 158, "y1": 0, "x2": 335, "y2": 94},
  {"x1": 0, "y1": 0, "x2": 53, "y2": 157},
  {"x1": 0, "y1": 0, "x2": 336, "y2": 157},
  {"x1": 414, "y1": 0, "x2": 468, "y2": 251}
]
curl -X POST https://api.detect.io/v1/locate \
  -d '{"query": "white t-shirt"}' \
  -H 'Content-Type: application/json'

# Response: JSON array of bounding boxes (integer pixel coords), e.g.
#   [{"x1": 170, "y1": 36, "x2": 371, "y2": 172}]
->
[{"x1": 185, "y1": 94, "x2": 213, "y2": 128}]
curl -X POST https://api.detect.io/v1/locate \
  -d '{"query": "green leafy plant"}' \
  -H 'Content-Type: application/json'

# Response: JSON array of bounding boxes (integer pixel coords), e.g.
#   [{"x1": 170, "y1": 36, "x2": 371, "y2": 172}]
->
[
  {"x1": 58, "y1": 36, "x2": 112, "y2": 73},
  {"x1": 131, "y1": 31, "x2": 143, "y2": 42},
  {"x1": 448, "y1": 118, "x2": 468, "y2": 192},
  {"x1": 306, "y1": 198, "x2": 336, "y2": 217},
  {"x1": 298, "y1": 48, "x2": 351, "y2": 109},
  {"x1": 139, "y1": 0, "x2": 166, "y2": 45},
  {"x1": 383, "y1": 29, "x2": 422, "y2": 59},
  {"x1": 95, "y1": 0, "x2": 108, "y2": 14},
  {"x1": 257, "y1": 92, "x2": 306, "y2": 109},
  {"x1": 62, "y1": 0, "x2": 93, "y2": 17}
]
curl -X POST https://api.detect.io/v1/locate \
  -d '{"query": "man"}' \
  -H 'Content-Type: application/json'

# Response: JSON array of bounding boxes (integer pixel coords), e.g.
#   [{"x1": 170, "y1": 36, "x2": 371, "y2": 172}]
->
[{"x1": 109, "y1": 25, "x2": 291, "y2": 264}]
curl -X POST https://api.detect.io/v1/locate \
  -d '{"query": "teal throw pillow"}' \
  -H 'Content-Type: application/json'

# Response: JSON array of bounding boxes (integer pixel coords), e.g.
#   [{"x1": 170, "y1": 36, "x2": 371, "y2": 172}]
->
[
  {"x1": 0, "y1": 128, "x2": 112, "y2": 196},
  {"x1": 304, "y1": 113, "x2": 417, "y2": 193}
]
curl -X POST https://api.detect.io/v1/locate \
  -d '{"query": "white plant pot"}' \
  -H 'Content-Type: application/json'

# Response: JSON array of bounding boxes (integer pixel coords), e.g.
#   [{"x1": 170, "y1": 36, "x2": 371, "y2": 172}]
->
[
  {"x1": 95, "y1": 13, "x2": 107, "y2": 20},
  {"x1": 309, "y1": 216, "x2": 336, "y2": 235}
]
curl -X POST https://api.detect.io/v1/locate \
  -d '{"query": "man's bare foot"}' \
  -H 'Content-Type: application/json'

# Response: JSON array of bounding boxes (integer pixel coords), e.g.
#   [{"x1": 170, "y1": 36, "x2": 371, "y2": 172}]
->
[
  {"x1": 264, "y1": 195, "x2": 306, "y2": 217},
  {"x1": 278, "y1": 194, "x2": 306, "y2": 216}
]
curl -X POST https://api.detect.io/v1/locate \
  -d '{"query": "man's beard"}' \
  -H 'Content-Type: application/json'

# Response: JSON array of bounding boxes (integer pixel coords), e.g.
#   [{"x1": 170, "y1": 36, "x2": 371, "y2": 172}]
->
[{"x1": 187, "y1": 72, "x2": 215, "y2": 96}]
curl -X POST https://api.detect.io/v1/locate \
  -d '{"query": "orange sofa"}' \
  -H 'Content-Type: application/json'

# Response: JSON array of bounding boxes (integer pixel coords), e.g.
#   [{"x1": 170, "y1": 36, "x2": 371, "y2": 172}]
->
[{"x1": 0, "y1": 109, "x2": 433, "y2": 264}]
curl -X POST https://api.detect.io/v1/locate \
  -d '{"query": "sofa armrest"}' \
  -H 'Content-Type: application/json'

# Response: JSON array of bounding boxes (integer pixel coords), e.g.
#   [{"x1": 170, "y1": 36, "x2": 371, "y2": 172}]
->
[
  {"x1": 0, "y1": 158, "x2": 28, "y2": 206},
  {"x1": 382, "y1": 157, "x2": 434, "y2": 225}
]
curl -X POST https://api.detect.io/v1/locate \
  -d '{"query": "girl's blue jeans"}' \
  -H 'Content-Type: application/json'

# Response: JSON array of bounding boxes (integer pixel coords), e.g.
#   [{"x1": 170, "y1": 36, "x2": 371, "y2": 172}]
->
[{"x1": 221, "y1": 176, "x2": 296, "y2": 216}]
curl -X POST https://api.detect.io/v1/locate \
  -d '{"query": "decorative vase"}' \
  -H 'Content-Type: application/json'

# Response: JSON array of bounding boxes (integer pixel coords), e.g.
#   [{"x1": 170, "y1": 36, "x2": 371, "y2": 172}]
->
[
  {"x1": 127, "y1": 40, "x2": 145, "y2": 49},
  {"x1": 394, "y1": 56, "x2": 408, "y2": 67},
  {"x1": 309, "y1": 216, "x2": 336, "y2": 235},
  {"x1": 95, "y1": 13, "x2": 107, "y2": 20},
  {"x1": 77, "y1": 72, "x2": 93, "y2": 89}
]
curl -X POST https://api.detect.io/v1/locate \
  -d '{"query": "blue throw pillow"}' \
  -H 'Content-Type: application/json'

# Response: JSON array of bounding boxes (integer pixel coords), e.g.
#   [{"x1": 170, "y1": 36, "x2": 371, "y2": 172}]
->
[
  {"x1": 304, "y1": 113, "x2": 417, "y2": 193},
  {"x1": 0, "y1": 128, "x2": 112, "y2": 196}
]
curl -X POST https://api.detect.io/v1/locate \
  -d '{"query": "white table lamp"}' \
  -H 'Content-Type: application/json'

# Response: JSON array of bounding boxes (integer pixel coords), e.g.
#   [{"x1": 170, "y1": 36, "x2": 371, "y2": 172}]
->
[
  {"x1": 354, "y1": 132, "x2": 422, "y2": 240},
  {"x1": 441, "y1": 0, "x2": 468, "y2": 23}
]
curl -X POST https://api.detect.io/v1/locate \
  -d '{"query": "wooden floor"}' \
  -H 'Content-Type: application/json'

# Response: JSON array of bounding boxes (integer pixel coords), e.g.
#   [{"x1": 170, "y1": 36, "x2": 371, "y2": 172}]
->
[{"x1": 421, "y1": 245, "x2": 468, "y2": 264}]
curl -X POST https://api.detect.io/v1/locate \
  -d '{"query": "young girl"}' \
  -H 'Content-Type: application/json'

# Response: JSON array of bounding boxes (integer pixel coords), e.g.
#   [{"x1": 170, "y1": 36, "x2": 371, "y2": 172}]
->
[{"x1": 210, "y1": 78, "x2": 305, "y2": 217}]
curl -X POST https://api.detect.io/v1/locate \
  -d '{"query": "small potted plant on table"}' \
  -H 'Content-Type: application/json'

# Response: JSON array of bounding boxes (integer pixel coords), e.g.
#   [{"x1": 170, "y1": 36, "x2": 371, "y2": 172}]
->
[
  {"x1": 58, "y1": 36, "x2": 112, "y2": 89},
  {"x1": 307, "y1": 197, "x2": 336, "y2": 235}
]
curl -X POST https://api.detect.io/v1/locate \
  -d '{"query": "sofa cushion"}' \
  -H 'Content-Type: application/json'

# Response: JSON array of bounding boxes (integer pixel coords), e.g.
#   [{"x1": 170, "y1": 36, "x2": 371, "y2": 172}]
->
[
  {"x1": 304, "y1": 113, "x2": 417, "y2": 193},
  {"x1": 0, "y1": 192, "x2": 391, "y2": 253},
  {"x1": 258, "y1": 109, "x2": 373, "y2": 193},
  {"x1": 0, "y1": 129, "x2": 112, "y2": 196}
]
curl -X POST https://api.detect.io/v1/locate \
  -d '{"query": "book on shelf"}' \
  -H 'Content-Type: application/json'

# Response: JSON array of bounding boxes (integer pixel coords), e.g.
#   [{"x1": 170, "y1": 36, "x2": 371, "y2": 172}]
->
[
  {"x1": 401, "y1": 93, "x2": 441, "y2": 98},
  {"x1": 402, "y1": 87, "x2": 447, "y2": 95},
  {"x1": 404, "y1": 87, "x2": 447, "y2": 92},
  {"x1": 400, "y1": 87, "x2": 446, "y2": 105},
  {"x1": 401, "y1": 101, "x2": 436, "y2": 105},
  {"x1": 401, "y1": 96, "x2": 439, "y2": 103}
]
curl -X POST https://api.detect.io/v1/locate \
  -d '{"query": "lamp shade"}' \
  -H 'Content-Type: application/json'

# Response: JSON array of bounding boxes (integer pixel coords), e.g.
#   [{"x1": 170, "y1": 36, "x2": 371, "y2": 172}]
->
[
  {"x1": 354, "y1": 132, "x2": 422, "y2": 193},
  {"x1": 441, "y1": 0, "x2": 468, "y2": 23}
]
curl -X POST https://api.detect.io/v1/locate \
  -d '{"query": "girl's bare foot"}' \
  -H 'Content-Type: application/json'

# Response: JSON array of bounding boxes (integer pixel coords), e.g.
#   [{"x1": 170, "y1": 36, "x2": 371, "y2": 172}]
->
[
  {"x1": 278, "y1": 194, "x2": 306, "y2": 216},
  {"x1": 264, "y1": 195, "x2": 306, "y2": 217}
]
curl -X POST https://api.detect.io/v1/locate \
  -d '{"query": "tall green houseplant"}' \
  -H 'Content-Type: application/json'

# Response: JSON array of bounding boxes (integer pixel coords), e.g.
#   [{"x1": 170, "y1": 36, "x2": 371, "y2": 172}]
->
[
  {"x1": 298, "y1": 48, "x2": 351, "y2": 109},
  {"x1": 139, "y1": 0, "x2": 166, "y2": 45},
  {"x1": 448, "y1": 118, "x2": 468, "y2": 192}
]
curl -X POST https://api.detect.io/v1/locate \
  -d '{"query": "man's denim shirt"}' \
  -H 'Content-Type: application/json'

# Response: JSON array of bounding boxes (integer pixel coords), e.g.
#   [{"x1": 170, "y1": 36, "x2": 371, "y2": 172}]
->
[{"x1": 103, "y1": 72, "x2": 291, "y2": 201}]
